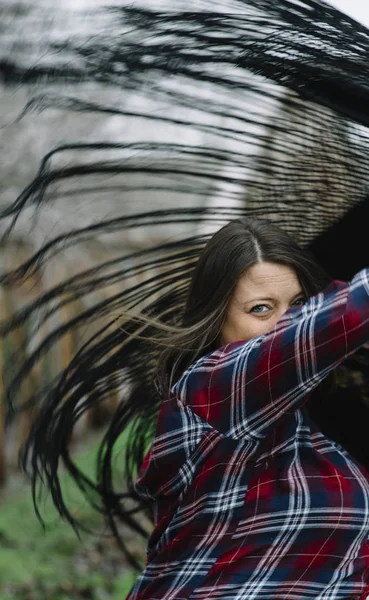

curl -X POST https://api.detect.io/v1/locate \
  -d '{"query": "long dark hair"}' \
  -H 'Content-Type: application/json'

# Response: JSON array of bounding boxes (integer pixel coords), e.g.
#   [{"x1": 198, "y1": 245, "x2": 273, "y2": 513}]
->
[
  {"x1": 3, "y1": 216, "x2": 330, "y2": 569},
  {"x1": 3, "y1": 0, "x2": 369, "y2": 571},
  {"x1": 155, "y1": 217, "x2": 332, "y2": 395}
]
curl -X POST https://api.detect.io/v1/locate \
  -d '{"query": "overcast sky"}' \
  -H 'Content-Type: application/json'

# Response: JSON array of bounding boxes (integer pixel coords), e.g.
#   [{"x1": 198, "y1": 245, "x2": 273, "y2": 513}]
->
[
  {"x1": 330, "y1": 0, "x2": 369, "y2": 25},
  {"x1": 38, "y1": 0, "x2": 369, "y2": 26}
]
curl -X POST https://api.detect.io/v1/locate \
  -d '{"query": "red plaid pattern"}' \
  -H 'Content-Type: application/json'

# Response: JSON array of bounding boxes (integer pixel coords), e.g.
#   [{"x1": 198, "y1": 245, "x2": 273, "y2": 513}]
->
[{"x1": 128, "y1": 270, "x2": 369, "y2": 600}]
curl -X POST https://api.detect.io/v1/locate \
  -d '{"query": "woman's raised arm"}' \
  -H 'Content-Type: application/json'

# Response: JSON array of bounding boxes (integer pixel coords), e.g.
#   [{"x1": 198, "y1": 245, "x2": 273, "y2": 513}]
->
[{"x1": 173, "y1": 269, "x2": 369, "y2": 440}]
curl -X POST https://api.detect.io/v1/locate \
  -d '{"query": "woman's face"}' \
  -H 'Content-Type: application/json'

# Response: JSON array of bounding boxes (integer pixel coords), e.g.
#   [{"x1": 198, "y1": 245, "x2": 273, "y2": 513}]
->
[{"x1": 220, "y1": 261, "x2": 305, "y2": 345}]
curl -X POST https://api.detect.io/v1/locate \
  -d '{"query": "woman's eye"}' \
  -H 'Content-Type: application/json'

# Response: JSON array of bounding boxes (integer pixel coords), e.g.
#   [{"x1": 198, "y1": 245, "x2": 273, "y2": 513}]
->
[
  {"x1": 292, "y1": 297, "x2": 305, "y2": 306},
  {"x1": 250, "y1": 304, "x2": 270, "y2": 314}
]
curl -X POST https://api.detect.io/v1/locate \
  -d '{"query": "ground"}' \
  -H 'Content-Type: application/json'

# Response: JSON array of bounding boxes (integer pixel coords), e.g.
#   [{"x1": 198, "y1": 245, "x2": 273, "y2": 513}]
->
[{"x1": 0, "y1": 440, "x2": 146, "y2": 600}]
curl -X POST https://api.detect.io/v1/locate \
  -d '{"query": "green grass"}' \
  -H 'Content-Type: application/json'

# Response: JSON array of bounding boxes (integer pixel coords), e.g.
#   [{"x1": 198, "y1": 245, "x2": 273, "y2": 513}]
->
[{"x1": 0, "y1": 437, "x2": 146, "y2": 600}]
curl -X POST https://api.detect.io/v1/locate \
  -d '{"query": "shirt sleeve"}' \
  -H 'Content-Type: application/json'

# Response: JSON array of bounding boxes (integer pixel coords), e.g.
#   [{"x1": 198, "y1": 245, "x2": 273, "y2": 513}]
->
[{"x1": 172, "y1": 268, "x2": 369, "y2": 441}]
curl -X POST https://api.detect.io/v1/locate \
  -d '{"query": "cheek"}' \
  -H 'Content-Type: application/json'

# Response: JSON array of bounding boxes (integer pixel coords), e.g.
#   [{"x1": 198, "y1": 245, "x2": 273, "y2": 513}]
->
[{"x1": 221, "y1": 314, "x2": 271, "y2": 344}]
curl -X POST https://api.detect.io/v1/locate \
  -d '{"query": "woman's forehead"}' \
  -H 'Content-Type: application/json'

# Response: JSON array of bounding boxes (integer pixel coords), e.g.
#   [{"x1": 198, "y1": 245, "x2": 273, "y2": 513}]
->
[{"x1": 235, "y1": 262, "x2": 301, "y2": 298}]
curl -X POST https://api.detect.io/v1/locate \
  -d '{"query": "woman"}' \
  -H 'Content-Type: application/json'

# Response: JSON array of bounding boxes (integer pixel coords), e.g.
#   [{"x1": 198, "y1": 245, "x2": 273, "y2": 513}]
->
[
  {"x1": 2, "y1": 0, "x2": 369, "y2": 596},
  {"x1": 127, "y1": 217, "x2": 369, "y2": 600}
]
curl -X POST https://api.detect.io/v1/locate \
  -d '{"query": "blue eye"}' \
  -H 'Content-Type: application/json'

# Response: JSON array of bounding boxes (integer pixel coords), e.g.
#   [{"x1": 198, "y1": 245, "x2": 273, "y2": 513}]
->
[
  {"x1": 292, "y1": 297, "x2": 305, "y2": 306},
  {"x1": 250, "y1": 304, "x2": 270, "y2": 314}
]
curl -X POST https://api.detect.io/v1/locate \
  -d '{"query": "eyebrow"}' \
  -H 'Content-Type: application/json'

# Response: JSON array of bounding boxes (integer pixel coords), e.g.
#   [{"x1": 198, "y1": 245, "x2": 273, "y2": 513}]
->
[{"x1": 243, "y1": 290, "x2": 304, "y2": 305}]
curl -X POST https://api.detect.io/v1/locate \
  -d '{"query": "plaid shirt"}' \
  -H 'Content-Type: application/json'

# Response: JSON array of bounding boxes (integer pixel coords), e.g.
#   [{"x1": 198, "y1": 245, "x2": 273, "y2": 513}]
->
[{"x1": 128, "y1": 270, "x2": 369, "y2": 600}]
